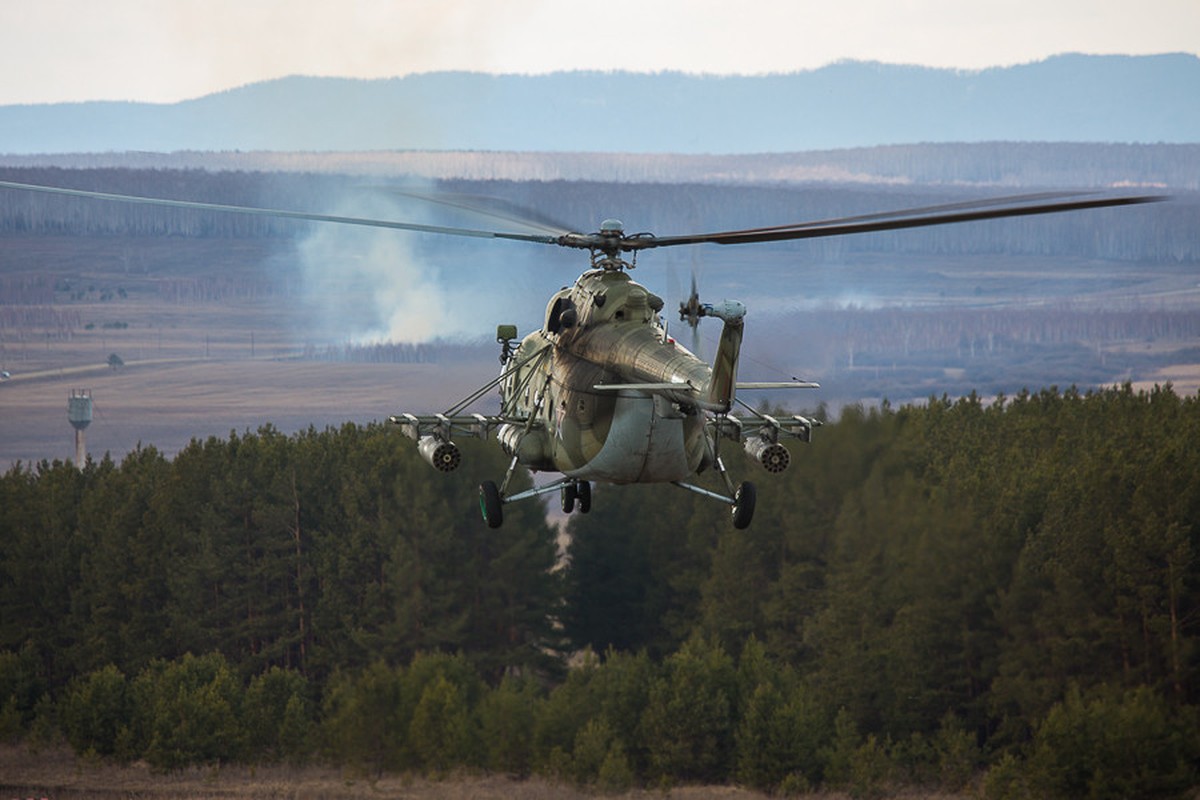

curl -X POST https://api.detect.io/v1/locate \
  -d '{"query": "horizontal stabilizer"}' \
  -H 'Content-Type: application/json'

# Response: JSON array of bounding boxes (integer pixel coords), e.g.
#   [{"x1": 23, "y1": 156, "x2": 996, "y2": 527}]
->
[
  {"x1": 737, "y1": 381, "x2": 820, "y2": 390},
  {"x1": 592, "y1": 382, "x2": 694, "y2": 392}
]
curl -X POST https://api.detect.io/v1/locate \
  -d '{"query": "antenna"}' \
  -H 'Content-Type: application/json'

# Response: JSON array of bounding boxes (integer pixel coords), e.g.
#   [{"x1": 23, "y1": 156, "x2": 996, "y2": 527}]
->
[{"x1": 67, "y1": 389, "x2": 92, "y2": 467}]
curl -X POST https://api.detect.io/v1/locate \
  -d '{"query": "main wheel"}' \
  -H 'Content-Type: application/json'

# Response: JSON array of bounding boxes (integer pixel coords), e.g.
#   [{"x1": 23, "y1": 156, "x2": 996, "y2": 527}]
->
[
  {"x1": 560, "y1": 482, "x2": 577, "y2": 514},
  {"x1": 731, "y1": 481, "x2": 756, "y2": 529},
  {"x1": 480, "y1": 481, "x2": 503, "y2": 529},
  {"x1": 577, "y1": 481, "x2": 592, "y2": 514}
]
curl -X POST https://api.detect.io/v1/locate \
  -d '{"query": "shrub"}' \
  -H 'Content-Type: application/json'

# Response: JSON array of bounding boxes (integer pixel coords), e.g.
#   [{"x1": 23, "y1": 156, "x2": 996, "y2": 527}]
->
[
  {"x1": 321, "y1": 661, "x2": 405, "y2": 774},
  {"x1": 478, "y1": 674, "x2": 539, "y2": 775},
  {"x1": 243, "y1": 667, "x2": 312, "y2": 763},
  {"x1": 641, "y1": 637, "x2": 737, "y2": 783},
  {"x1": 135, "y1": 653, "x2": 245, "y2": 770},
  {"x1": 60, "y1": 664, "x2": 129, "y2": 757},
  {"x1": 1027, "y1": 684, "x2": 1197, "y2": 800},
  {"x1": 408, "y1": 673, "x2": 475, "y2": 774}
]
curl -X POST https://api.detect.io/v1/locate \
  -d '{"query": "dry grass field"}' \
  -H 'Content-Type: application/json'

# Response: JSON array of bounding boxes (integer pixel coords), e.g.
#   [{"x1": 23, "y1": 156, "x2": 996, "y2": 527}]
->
[
  {"x1": 0, "y1": 744, "x2": 974, "y2": 800},
  {"x1": 1, "y1": 744, "x2": 592, "y2": 800},
  {"x1": 1, "y1": 235, "x2": 502, "y2": 466},
  {"x1": 0, "y1": 354, "x2": 493, "y2": 467}
]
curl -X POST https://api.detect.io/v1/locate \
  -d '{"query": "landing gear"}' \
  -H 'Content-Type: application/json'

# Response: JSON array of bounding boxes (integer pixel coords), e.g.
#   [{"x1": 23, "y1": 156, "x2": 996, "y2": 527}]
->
[
  {"x1": 561, "y1": 480, "x2": 592, "y2": 514},
  {"x1": 487, "y1": 477, "x2": 592, "y2": 527},
  {"x1": 480, "y1": 481, "x2": 503, "y2": 529},
  {"x1": 731, "y1": 481, "x2": 756, "y2": 530}
]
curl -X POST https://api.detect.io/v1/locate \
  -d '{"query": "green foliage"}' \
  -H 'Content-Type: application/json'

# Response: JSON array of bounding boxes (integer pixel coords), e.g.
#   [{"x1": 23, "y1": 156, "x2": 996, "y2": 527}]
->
[
  {"x1": 851, "y1": 734, "x2": 896, "y2": 800},
  {"x1": 596, "y1": 741, "x2": 635, "y2": 794},
  {"x1": 5, "y1": 387, "x2": 1200, "y2": 791},
  {"x1": 980, "y1": 751, "x2": 1030, "y2": 800},
  {"x1": 933, "y1": 712, "x2": 981, "y2": 790},
  {"x1": 132, "y1": 652, "x2": 245, "y2": 770},
  {"x1": 583, "y1": 648, "x2": 656, "y2": 773},
  {"x1": 409, "y1": 674, "x2": 476, "y2": 774},
  {"x1": 564, "y1": 483, "x2": 715, "y2": 656},
  {"x1": 321, "y1": 661, "x2": 405, "y2": 774},
  {"x1": 570, "y1": 717, "x2": 620, "y2": 785},
  {"x1": 641, "y1": 637, "x2": 737, "y2": 783},
  {"x1": 734, "y1": 677, "x2": 829, "y2": 791},
  {"x1": 0, "y1": 695, "x2": 20, "y2": 744},
  {"x1": 0, "y1": 645, "x2": 46, "y2": 731},
  {"x1": 1027, "y1": 684, "x2": 1197, "y2": 800},
  {"x1": 532, "y1": 652, "x2": 602, "y2": 770},
  {"x1": 478, "y1": 674, "x2": 539, "y2": 775},
  {"x1": 60, "y1": 664, "x2": 129, "y2": 757},
  {"x1": 243, "y1": 666, "x2": 313, "y2": 763},
  {"x1": 0, "y1": 423, "x2": 560, "y2": 694},
  {"x1": 822, "y1": 707, "x2": 864, "y2": 789}
]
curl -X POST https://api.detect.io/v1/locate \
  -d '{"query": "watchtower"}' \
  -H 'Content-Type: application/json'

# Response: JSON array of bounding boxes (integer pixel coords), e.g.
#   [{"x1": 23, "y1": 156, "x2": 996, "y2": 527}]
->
[{"x1": 68, "y1": 389, "x2": 92, "y2": 466}]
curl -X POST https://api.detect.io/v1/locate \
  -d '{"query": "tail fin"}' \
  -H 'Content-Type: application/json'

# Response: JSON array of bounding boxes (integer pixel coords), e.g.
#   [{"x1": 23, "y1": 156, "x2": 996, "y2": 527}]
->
[{"x1": 705, "y1": 300, "x2": 745, "y2": 412}]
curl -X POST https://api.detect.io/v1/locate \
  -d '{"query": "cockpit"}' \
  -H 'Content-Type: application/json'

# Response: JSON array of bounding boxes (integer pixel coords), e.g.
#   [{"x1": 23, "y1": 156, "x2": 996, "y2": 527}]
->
[{"x1": 546, "y1": 273, "x2": 666, "y2": 336}]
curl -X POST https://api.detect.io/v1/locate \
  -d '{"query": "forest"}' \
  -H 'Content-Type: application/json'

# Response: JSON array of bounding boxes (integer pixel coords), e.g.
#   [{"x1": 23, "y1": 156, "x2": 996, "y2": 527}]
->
[
  {"x1": 5, "y1": 142, "x2": 1200, "y2": 189},
  {"x1": 2, "y1": 384, "x2": 1199, "y2": 798}
]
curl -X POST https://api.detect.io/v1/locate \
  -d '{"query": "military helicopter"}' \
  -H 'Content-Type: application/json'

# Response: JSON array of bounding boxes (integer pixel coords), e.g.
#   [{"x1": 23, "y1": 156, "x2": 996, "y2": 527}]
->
[{"x1": 0, "y1": 179, "x2": 1161, "y2": 527}]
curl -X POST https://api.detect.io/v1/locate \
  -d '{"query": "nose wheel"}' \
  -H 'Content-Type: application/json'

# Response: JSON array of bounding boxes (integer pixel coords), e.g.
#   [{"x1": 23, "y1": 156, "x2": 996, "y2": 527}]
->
[{"x1": 560, "y1": 480, "x2": 592, "y2": 514}]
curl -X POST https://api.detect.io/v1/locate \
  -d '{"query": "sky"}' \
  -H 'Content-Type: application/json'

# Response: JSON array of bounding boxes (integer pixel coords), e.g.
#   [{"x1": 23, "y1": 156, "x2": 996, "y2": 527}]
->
[{"x1": 1, "y1": 0, "x2": 1197, "y2": 106}]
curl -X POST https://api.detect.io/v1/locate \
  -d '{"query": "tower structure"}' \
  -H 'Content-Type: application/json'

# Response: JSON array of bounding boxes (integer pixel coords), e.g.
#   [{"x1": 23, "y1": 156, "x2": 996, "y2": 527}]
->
[{"x1": 68, "y1": 389, "x2": 92, "y2": 466}]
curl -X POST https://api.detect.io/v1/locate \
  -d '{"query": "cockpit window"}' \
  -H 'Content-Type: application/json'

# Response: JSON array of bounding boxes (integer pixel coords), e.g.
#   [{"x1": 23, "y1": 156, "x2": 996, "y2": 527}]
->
[{"x1": 547, "y1": 296, "x2": 577, "y2": 333}]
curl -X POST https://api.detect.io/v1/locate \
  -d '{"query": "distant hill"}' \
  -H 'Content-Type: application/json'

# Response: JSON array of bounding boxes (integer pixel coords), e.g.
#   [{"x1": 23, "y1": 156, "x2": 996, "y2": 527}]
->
[{"x1": 0, "y1": 54, "x2": 1197, "y2": 154}]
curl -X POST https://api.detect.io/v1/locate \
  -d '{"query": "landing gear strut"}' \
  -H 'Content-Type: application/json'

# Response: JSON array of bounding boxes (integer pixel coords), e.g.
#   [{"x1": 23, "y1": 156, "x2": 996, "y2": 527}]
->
[
  {"x1": 483, "y1": 477, "x2": 594, "y2": 528},
  {"x1": 672, "y1": 425, "x2": 757, "y2": 528}
]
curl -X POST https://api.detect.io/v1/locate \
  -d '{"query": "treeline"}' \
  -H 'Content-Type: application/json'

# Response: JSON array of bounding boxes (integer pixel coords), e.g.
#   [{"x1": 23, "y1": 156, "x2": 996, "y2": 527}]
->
[
  {"x1": 298, "y1": 341, "x2": 493, "y2": 364},
  {"x1": 1, "y1": 167, "x2": 1197, "y2": 263},
  {"x1": 2, "y1": 386, "x2": 1200, "y2": 796},
  {"x1": 157, "y1": 275, "x2": 298, "y2": 303},
  {"x1": 5, "y1": 143, "x2": 1200, "y2": 189}
]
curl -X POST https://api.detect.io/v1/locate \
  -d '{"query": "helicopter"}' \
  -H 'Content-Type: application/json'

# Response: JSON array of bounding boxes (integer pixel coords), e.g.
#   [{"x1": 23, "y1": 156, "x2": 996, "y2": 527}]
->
[{"x1": 0, "y1": 179, "x2": 1163, "y2": 528}]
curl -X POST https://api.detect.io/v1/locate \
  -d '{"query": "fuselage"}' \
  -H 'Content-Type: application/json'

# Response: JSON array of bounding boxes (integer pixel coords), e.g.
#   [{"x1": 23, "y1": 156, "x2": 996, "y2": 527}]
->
[{"x1": 498, "y1": 269, "x2": 718, "y2": 483}]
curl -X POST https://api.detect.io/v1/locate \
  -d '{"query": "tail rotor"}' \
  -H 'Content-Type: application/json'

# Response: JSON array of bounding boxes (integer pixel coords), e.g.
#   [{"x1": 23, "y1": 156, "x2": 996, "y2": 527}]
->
[{"x1": 678, "y1": 271, "x2": 705, "y2": 357}]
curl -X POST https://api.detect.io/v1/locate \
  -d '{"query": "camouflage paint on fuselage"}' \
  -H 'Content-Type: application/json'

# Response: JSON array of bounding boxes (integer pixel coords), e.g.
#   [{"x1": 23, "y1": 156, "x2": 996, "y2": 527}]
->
[{"x1": 498, "y1": 269, "x2": 726, "y2": 482}]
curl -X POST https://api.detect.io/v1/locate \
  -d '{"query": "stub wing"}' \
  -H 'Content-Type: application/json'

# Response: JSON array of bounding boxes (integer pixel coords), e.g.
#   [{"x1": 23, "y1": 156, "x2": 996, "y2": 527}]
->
[
  {"x1": 710, "y1": 413, "x2": 821, "y2": 445},
  {"x1": 388, "y1": 412, "x2": 509, "y2": 441},
  {"x1": 723, "y1": 378, "x2": 821, "y2": 443},
  {"x1": 708, "y1": 411, "x2": 823, "y2": 475},
  {"x1": 389, "y1": 412, "x2": 536, "y2": 473}
]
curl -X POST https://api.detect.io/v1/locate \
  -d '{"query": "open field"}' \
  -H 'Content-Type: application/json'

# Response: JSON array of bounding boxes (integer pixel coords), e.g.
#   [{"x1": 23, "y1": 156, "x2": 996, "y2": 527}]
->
[
  {"x1": 3, "y1": 218, "x2": 1198, "y2": 469},
  {"x1": 0, "y1": 745, "x2": 971, "y2": 800},
  {"x1": 1, "y1": 745, "x2": 601, "y2": 800},
  {"x1": 0, "y1": 357, "x2": 493, "y2": 466},
  {"x1": 0, "y1": 233, "x2": 505, "y2": 465}
]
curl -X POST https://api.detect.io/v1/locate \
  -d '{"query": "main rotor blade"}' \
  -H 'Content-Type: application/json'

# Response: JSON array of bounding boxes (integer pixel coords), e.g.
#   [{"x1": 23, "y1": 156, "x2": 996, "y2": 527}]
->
[
  {"x1": 0, "y1": 180, "x2": 1167, "y2": 258},
  {"x1": 0, "y1": 180, "x2": 565, "y2": 246},
  {"x1": 642, "y1": 193, "x2": 1166, "y2": 249},
  {"x1": 371, "y1": 187, "x2": 575, "y2": 236},
  {"x1": 671, "y1": 191, "x2": 1091, "y2": 238}
]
